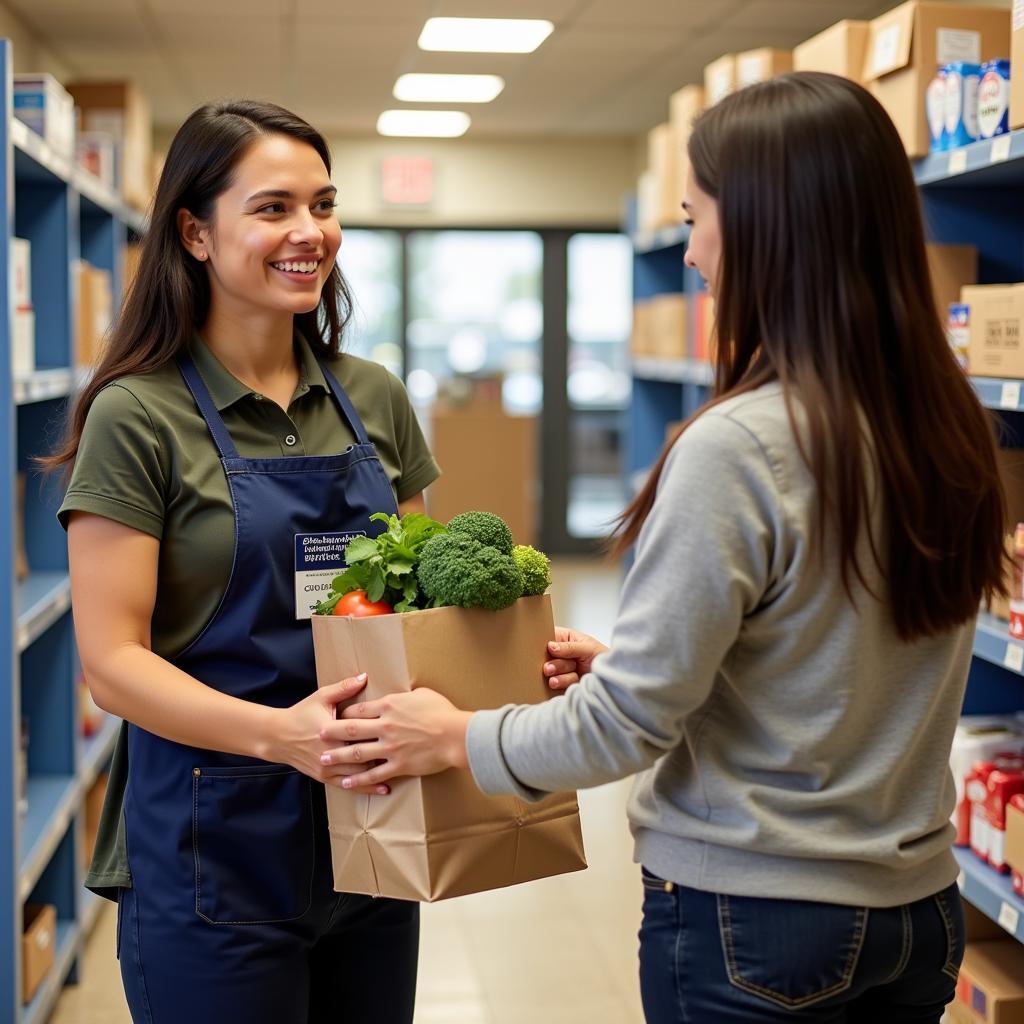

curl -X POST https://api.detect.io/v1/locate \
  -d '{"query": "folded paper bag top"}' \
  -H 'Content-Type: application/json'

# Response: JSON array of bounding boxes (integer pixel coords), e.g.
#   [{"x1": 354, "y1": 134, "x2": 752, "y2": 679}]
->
[{"x1": 311, "y1": 594, "x2": 588, "y2": 902}]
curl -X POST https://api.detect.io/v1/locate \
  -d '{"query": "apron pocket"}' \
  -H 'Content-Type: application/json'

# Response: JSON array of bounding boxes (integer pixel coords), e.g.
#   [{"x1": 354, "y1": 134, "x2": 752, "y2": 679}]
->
[{"x1": 192, "y1": 763, "x2": 316, "y2": 925}]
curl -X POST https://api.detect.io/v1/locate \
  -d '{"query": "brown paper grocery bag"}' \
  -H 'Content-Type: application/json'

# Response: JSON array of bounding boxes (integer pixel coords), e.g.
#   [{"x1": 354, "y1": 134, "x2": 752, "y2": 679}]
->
[{"x1": 311, "y1": 595, "x2": 587, "y2": 901}]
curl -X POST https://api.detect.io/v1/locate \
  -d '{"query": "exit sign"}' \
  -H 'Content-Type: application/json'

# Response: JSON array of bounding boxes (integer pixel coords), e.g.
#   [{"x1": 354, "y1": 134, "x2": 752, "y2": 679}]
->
[{"x1": 380, "y1": 156, "x2": 434, "y2": 206}]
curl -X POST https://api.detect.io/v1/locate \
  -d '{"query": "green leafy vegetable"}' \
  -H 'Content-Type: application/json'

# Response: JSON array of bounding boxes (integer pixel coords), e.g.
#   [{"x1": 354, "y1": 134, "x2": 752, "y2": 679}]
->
[{"x1": 314, "y1": 512, "x2": 448, "y2": 614}]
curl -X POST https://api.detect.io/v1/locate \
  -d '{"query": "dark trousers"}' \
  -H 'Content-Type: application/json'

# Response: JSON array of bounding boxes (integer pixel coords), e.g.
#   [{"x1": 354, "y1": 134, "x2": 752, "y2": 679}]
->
[{"x1": 638, "y1": 871, "x2": 964, "y2": 1023}]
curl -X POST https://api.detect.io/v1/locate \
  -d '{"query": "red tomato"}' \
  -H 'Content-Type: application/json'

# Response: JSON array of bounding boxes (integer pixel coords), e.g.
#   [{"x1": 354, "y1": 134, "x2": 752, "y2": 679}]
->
[{"x1": 332, "y1": 590, "x2": 393, "y2": 617}]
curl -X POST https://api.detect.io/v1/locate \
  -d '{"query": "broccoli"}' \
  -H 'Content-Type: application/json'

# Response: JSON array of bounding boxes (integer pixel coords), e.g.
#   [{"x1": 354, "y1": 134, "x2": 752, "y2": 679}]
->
[
  {"x1": 513, "y1": 545, "x2": 551, "y2": 596},
  {"x1": 418, "y1": 532, "x2": 524, "y2": 611},
  {"x1": 446, "y1": 511, "x2": 514, "y2": 556}
]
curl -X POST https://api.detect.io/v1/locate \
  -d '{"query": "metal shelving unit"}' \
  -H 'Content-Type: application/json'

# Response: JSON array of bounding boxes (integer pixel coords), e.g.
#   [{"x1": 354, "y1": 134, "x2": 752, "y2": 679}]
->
[{"x1": 1, "y1": 38, "x2": 138, "y2": 1022}]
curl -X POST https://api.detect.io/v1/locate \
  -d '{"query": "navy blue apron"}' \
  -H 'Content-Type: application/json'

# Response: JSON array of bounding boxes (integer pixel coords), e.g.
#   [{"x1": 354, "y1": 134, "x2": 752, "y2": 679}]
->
[{"x1": 117, "y1": 352, "x2": 418, "y2": 1024}]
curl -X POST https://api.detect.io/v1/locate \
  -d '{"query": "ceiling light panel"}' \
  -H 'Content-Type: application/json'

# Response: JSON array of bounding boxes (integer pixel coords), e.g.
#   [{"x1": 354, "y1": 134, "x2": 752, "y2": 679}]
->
[
  {"x1": 376, "y1": 110, "x2": 472, "y2": 137},
  {"x1": 394, "y1": 73, "x2": 505, "y2": 103},
  {"x1": 418, "y1": 17, "x2": 554, "y2": 54}
]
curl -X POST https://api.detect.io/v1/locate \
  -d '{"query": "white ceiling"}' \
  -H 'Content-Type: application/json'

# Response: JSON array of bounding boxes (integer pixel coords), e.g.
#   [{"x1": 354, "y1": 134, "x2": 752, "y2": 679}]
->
[{"x1": 10, "y1": 0, "x2": 896, "y2": 138}]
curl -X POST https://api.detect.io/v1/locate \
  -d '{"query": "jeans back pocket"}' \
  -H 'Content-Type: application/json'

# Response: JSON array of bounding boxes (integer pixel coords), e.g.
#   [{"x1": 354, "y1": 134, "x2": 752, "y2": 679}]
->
[
  {"x1": 192, "y1": 763, "x2": 316, "y2": 925},
  {"x1": 718, "y1": 893, "x2": 868, "y2": 1010}
]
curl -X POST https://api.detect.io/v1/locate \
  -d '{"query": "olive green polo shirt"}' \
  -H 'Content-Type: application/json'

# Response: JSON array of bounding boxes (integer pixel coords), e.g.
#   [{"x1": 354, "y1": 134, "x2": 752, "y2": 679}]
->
[{"x1": 59, "y1": 333, "x2": 440, "y2": 898}]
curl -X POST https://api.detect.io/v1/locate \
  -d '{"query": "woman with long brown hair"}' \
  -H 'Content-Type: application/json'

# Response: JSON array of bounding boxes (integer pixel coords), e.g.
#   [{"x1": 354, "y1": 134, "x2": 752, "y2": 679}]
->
[
  {"x1": 327, "y1": 73, "x2": 1005, "y2": 1021},
  {"x1": 52, "y1": 101, "x2": 439, "y2": 1022}
]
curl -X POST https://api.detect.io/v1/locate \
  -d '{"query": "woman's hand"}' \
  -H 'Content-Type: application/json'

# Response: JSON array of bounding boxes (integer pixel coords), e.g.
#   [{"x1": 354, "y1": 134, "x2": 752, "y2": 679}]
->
[
  {"x1": 261, "y1": 675, "x2": 390, "y2": 796},
  {"x1": 319, "y1": 688, "x2": 473, "y2": 788},
  {"x1": 543, "y1": 626, "x2": 609, "y2": 691}
]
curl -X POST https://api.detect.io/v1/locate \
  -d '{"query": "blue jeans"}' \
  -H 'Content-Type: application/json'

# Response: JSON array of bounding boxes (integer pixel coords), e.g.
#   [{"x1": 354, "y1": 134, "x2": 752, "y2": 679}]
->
[{"x1": 638, "y1": 870, "x2": 964, "y2": 1023}]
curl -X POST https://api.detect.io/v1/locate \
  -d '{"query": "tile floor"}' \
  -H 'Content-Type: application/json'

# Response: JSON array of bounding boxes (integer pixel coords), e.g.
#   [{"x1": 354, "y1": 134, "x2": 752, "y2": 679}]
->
[{"x1": 51, "y1": 557, "x2": 647, "y2": 1024}]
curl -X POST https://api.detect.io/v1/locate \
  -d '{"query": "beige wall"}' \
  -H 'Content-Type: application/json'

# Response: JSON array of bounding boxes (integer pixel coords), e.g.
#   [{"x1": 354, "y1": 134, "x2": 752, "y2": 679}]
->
[{"x1": 0, "y1": 5, "x2": 70, "y2": 78}]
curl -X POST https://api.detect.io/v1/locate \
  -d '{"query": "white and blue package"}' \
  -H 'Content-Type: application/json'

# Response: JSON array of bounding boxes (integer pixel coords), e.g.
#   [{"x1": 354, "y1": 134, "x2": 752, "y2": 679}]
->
[
  {"x1": 944, "y1": 61, "x2": 982, "y2": 148},
  {"x1": 927, "y1": 68, "x2": 948, "y2": 152},
  {"x1": 977, "y1": 59, "x2": 1011, "y2": 140}
]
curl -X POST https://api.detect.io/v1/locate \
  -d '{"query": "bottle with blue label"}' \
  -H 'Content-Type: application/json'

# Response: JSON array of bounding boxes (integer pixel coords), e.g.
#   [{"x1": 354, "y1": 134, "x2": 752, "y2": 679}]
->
[
  {"x1": 977, "y1": 59, "x2": 1011, "y2": 140},
  {"x1": 927, "y1": 67, "x2": 948, "y2": 153},
  {"x1": 944, "y1": 61, "x2": 982, "y2": 149}
]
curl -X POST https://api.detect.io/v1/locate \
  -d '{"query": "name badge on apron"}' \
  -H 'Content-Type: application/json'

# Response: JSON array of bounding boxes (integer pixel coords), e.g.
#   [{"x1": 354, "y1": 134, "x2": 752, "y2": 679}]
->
[{"x1": 294, "y1": 531, "x2": 365, "y2": 620}]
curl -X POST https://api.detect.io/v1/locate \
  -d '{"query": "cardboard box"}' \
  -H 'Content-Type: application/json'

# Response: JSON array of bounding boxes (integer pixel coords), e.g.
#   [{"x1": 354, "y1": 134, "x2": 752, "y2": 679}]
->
[
  {"x1": 429, "y1": 409, "x2": 537, "y2": 548},
  {"x1": 704, "y1": 54, "x2": 736, "y2": 106},
  {"x1": 648, "y1": 294, "x2": 687, "y2": 360},
  {"x1": 67, "y1": 82, "x2": 153, "y2": 210},
  {"x1": 1007, "y1": 795, "x2": 1024, "y2": 878},
  {"x1": 647, "y1": 122, "x2": 683, "y2": 229},
  {"x1": 75, "y1": 261, "x2": 113, "y2": 368},
  {"x1": 14, "y1": 74, "x2": 75, "y2": 158},
  {"x1": 12, "y1": 237, "x2": 31, "y2": 311},
  {"x1": 863, "y1": 2, "x2": 1010, "y2": 158},
  {"x1": 21, "y1": 904, "x2": 55, "y2": 1004},
  {"x1": 122, "y1": 241, "x2": 142, "y2": 299},
  {"x1": 1012, "y1": 1, "x2": 1023, "y2": 130},
  {"x1": 956, "y1": 940, "x2": 1024, "y2": 1023},
  {"x1": 962, "y1": 283, "x2": 1024, "y2": 379},
  {"x1": 927, "y1": 243, "x2": 977, "y2": 319},
  {"x1": 735, "y1": 48, "x2": 793, "y2": 88},
  {"x1": 13, "y1": 310, "x2": 35, "y2": 377},
  {"x1": 631, "y1": 300, "x2": 656, "y2": 358},
  {"x1": 669, "y1": 85, "x2": 704, "y2": 199},
  {"x1": 794, "y1": 20, "x2": 871, "y2": 84},
  {"x1": 311, "y1": 595, "x2": 587, "y2": 901}
]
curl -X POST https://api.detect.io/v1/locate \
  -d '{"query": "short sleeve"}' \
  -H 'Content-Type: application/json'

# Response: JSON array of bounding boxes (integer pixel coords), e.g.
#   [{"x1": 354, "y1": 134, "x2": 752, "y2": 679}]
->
[
  {"x1": 386, "y1": 370, "x2": 441, "y2": 503},
  {"x1": 57, "y1": 383, "x2": 167, "y2": 538}
]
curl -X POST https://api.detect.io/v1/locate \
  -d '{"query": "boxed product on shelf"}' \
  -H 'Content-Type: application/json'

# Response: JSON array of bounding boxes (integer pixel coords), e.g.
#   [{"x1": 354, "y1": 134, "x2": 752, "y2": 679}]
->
[
  {"x1": 631, "y1": 301, "x2": 656, "y2": 358},
  {"x1": 793, "y1": 20, "x2": 871, "y2": 85},
  {"x1": 967, "y1": 754, "x2": 1024, "y2": 863},
  {"x1": 12, "y1": 236, "x2": 34, "y2": 376},
  {"x1": 21, "y1": 903, "x2": 55, "y2": 1005},
  {"x1": 12, "y1": 237, "x2": 31, "y2": 311},
  {"x1": 948, "y1": 302, "x2": 970, "y2": 369},
  {"x1": 978, "y1": 59, "x2": 1011, "y2": 139},
  {"x1": 961, "y1": 283, "x2": 1024, "y2": 378},
  {"x1": 862, "y1": 1, "x2": 1010, "y2": 158},
  {"x1": 944, "y1": 61, "x2": 983, "y2": 148},
  {"x1": 926, "y1": 243, "x2": 977, "y2": 317},
  {"x1": 927, "y1": 66, "x2": 948, "y2": 152},
  {"x1": 735, "y1": 48, "x2": 793, "y2": 88},
  {"x1": 704, "y1": 54, "x2": 736, "y2": 106},
  {"x1": 74, "y1": 261, "x2": 113, "y2": 368},
  {"x1": 986, "y1": 767, "x2": 1024, "y2": 871},
  {"x1": 648, "y1": 294, "x2": 687, "y2": 360},
  {"x1": 13, "y1": 73, "x2": 75, "y2": 158},
  {"x1": 951, "y1": 715, "x2": 1024, "y2": 845},
  {"x1": 67, "y1": 81, "x2": 153, "y2": 211},
  {"x1": 645, "y1": 122, "x2": 684, "y2": 230},
  {"x1": 669, "y1": 85, "x2": 703, "y2": 199},
  {"x1": 1013, "y1": 2, "x2": 1023, "y2": 130},
  {"x1": 954, "y1": 940, "x2": 1024, "y2": 1023},
  {"x1": 77, "y1": 129, "x2": 116, "y2": 187},
  {"x1": 1006, "y1": 793, "x2": 1024, "y2": 889}
]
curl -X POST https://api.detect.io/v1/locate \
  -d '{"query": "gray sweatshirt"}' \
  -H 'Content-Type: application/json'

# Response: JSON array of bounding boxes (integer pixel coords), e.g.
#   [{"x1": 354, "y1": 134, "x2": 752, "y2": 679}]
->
[{"x1": 467, "y1": 382, "x2": 972, "y2": 907}]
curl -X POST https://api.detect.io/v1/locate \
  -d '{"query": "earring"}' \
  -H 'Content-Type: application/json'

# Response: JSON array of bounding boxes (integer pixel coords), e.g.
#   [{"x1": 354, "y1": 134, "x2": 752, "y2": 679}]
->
[{"x1": 197, "y1": 251, "x2": 207, "y2": 261}]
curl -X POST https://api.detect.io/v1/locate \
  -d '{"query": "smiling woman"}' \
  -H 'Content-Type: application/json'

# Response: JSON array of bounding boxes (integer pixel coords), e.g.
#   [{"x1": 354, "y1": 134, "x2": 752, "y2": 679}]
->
[{"x1": 42, "y1": 101, "x2": 438, "y2": 1024}]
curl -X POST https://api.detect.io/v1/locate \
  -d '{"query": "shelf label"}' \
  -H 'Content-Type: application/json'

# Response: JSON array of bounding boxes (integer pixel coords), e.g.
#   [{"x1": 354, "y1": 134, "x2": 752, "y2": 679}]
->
[
  {"x1": 948, "y1": 149, "x2": 969, "y2": 175},
  {"x1": 1000, "y1": 381, "x2": 1021, "y2": 409},
  {"x1": 991, "y1": 135, "x2": 1012, "y2": 164},
  {"x1": 1004, "y1": 643, "x2": 1024, "y2": 672},
  {"x1": 998, "y1": 900, "x2": 1020, "y2": 934}
]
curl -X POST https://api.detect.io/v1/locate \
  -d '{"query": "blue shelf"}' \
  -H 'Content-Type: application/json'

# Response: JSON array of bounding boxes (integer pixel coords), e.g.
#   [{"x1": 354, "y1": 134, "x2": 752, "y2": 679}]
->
[
  {"x1": 22, "y1": 919, "x2": 78, "y2": 1024},
  {"x1": 971, "y1": 377, "x2": 1024, "y2": 412},
  {"x1": 915, "y1": 129, "x2": 1024, "y2": 189},
  {"x1": 633, "y1": 222, "x2": 690, "y2": 254},
  {"x1": 632, "y1": 357, "x2": 712, "y2": 385},
  {"x1": 973, "y1": 612, "x2": 1024, "y2": 676},
  {"x1": 15, "y1": 573, "x2": 71, "y2": 653},
  {"x1": 10, "y1": 116, "x2": 146, "y2": 232},
  {"x1": 955, "y1": 847, "x2": 1024, "y2": 942},
  {"x1": 13, "y1": 368, "x2": 75, "y2": 406},
  {"x1": 18, "y1": 776, "x2": 77, "y2": 902}
]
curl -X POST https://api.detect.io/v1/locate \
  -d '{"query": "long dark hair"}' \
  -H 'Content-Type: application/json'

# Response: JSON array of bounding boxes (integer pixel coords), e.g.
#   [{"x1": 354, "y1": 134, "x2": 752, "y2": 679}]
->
[
  {"x1": 614, "y1": 72, "x2": 1005, "y2": 642},
  {"x1": 45, "y1": 99, "x2": 354, "y2": 471}
]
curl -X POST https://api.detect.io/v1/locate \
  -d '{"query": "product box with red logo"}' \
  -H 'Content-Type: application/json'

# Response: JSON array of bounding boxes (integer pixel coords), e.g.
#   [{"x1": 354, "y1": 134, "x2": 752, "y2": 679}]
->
[
  {"x1": 1007, "y1": 794, "x2": 1024, "y2": 894},
  {"x1": 986, "y1": 769, "x2": 1024, "y2": 872},
  {"x1": 952, "y1": 717, "x2": 1024, "y2": 846},
  {"x1": 966, "y1": 755, "x2": 1024, "y2": 859}
]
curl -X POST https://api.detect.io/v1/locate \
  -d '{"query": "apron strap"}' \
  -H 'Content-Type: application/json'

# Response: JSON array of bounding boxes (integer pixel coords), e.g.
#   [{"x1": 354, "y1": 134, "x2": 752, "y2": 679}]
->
[
  {"x1": 177, "y1": 354, "x2": 240, "y2": 461},
  {"x1": 318, "y1": 358, "x2": 371, "y2": 446}
]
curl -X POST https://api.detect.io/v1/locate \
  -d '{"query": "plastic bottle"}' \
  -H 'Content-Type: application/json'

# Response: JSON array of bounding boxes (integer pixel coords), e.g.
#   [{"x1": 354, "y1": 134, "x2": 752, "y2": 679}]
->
[{"x1": 1010, "y1": 523, "x2": 1024, "y2": 639}]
